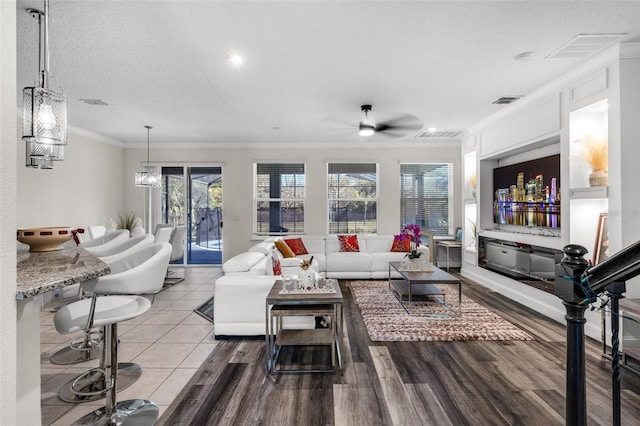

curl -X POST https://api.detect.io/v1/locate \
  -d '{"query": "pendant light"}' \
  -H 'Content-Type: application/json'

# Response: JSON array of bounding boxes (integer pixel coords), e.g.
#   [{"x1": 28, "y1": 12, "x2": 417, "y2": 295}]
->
[
  {"x1": 22, "y1": 0, "x2": 67, "y2": 163},
  {"x1": 135, "y1": 125, "x2": 161, "y2": 187}
]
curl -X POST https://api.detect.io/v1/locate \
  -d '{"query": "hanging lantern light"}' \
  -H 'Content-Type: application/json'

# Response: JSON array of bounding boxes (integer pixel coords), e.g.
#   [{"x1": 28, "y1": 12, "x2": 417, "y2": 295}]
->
[
  {"x1": 23, "y1": 0, "x2": 67, "y2": 169},
  {"x1": 135, "y1": 125, "x2": 161, "y2": 187}
]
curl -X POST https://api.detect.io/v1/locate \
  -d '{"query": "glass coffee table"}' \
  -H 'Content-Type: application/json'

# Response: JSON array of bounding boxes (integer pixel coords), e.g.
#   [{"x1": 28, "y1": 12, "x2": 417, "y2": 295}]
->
[{"x1": 388, "y1": 261, "x2": 462, "y2": 316}]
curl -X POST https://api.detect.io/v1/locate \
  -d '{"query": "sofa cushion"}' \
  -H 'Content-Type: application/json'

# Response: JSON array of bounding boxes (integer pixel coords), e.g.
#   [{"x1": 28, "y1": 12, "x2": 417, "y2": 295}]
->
[
  {"x1": 284, "y1": 237, "x2": 308, "y2": 255},
  {"x1": 280, "y1": 257, "x2": 301, "y2": 267},
  {"x1": 390, "y1": 235, "x2": 410, "y2": 252},
  {"x1": 248, "y1": 241, "x2": 276, "y2": 255},
  {"x1": 275, "y1": 239, "x2": 296, "y2": 258},
  {"x1": 326, "y1": 252, "x2": 370, "y2": 272},
  {"x1": 222, "y1": 251, "x2": 266, "y2": 273},
  {"x1": 338, "y1": 234, "x2": 360, "y2": 252},
  {"x1": 363, "y1": 235, "x2": 394, "y2": 253},
  {"x1": 299, "y1": 235, "x2": 326, "y2": 254}
]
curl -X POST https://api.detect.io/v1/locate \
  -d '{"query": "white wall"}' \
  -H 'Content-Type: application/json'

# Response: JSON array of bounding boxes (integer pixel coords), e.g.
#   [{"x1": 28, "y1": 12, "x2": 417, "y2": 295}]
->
[
  {"x1": 0, "y1": 1, "x2": 18, "y2": 424},
  {"x1": 122, "y1": 142, "x2": 462, "y2": 259},
  {"x1": 17, "y1": 128, "x2": 124, "y2": 230}
]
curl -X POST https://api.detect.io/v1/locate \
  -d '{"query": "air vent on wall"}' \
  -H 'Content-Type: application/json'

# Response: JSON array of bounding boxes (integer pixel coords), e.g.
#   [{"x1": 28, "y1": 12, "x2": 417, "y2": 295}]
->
[
  {"x1": 546, "y1": 33, "x2": 627, "y2": 60},
  {"x1": 492, "y1": 96, "x2": 522, "y2": 105},
  {"x1": 79, "y1": 98, "x2": 109, "y2": 106},
  {"x1": 415, "y1": 129, "x2": 464, "y2": 138}
]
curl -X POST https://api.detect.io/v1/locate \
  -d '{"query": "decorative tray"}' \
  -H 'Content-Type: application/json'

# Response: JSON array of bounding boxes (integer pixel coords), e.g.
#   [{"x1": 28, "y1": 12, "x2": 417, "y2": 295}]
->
[{"x1": 279, "y1": 286, "x2": 337, "y2": 295}]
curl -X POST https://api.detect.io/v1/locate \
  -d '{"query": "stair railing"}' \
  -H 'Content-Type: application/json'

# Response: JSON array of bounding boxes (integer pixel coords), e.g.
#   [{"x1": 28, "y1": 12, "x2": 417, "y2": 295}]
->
[{"x1": 555, "y1": 240, "x2": 640, "y2": 426}]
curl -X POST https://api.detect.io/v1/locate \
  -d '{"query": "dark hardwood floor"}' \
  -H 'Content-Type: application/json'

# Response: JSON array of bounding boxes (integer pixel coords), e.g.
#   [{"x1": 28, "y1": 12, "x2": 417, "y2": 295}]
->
[{"x1": 158, "y1": 277, "x2": 640, "y2": 425}]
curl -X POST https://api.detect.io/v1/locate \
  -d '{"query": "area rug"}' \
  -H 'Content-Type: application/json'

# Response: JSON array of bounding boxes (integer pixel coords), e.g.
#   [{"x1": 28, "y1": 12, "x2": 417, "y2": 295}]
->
[
  {"x1": 350, "y1": 280, "x2": 533, "y2": 342},
  {"x1": 194, "y1": 297, "x2": 214, "y2": 323}
]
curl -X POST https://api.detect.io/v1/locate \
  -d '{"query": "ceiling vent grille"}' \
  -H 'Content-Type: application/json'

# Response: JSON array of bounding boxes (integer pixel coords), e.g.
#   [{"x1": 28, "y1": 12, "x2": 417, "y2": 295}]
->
[
  {"x1": 492, "y1": 96, "x2": 522, "y2": 105},
  {"x1": 546, "y1": 33, "x2": 627, "y2": 60},
  {"x1": 415, "y1": 129, "x2": 464, "y2": 138},
  {"x1": 79, "y1": 98, "x2": 109, "y2": 106}
]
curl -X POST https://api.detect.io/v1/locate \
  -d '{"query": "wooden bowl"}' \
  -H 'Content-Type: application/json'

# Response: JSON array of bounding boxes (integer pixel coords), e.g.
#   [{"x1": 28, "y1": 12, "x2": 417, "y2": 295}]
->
[{"x1": 17, "y1": 227, "x2": 73, "y2": 252}]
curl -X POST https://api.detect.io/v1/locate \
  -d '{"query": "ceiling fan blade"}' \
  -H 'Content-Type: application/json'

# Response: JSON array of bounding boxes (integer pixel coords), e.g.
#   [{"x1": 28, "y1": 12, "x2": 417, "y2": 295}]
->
[{"x1": 375, "y1": 114, "x2": 423, "y2": 134}]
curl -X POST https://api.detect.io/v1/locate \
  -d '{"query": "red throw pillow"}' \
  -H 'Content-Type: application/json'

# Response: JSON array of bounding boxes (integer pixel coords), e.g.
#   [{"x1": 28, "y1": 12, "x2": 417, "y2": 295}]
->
[
  {"x1": 338, "y1": 234, "x2": 360, "y2": 252},
  {"x1": 390, "y1": 236, "x2": 410, "y2": 252},
  {"x1": 284, "y1": 237, "x2": 308, "y2": 255},
  {"x1": 271, "y1": 250, "x2": 282, "y2": 276}
]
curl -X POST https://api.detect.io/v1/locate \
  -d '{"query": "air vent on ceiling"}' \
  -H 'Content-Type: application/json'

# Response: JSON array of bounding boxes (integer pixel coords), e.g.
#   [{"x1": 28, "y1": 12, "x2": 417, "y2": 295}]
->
[
  {"x1": 546, "y1": 33, "x2": 627, "y2": 60},
  {"x1": 492, "y1": 96, "x2": 522, "y2": 105},
  {"x1": 415, "y1": 129, "x2": 464, "y2": 138},
  {"x1": 79, "y1": 98, "x2": 109, "y2": 106}
]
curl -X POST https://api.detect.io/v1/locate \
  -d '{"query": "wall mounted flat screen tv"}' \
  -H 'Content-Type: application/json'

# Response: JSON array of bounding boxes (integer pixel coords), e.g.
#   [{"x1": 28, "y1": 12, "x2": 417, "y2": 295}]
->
[{"x1": 493, "y1": 154, "x2": 561, "y2": 228}]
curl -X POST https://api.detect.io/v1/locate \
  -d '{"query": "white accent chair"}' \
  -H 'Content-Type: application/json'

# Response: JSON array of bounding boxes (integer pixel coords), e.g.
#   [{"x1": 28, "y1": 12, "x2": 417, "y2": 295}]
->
[
  {"x1": 96, "y1": 234, "x2": 154, "y2": 264},
  {"x1": 164, "y1": 225, "x2": 187, "y2": 285},
  {"x1": 80, "y1": 229, "x2": 129, "y2": 251},
  {"x1": 87, "y1": 225, "x2": 107, "y2": 240},
  {"x1": 154, "y1": 224, "x2": 174, "y2": 243},
  {"x1": 53, "y1": 243, "x2": 171, "y2": 421}
]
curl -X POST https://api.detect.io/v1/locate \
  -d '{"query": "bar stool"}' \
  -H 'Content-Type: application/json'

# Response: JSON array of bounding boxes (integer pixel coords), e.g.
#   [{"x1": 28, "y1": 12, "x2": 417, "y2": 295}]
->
[
  {"x1": 80, "y1": 229, "x2": 129, "y2": 250},
  {"x1": 153, "y1": 223, "x2": 174, "y2": 244},
  {"x1": 54, "y1": 243, "x2": 171, "y2": 423},
  {"x1": 50, "y1": 234, "x2": 154, "y2": 366}
]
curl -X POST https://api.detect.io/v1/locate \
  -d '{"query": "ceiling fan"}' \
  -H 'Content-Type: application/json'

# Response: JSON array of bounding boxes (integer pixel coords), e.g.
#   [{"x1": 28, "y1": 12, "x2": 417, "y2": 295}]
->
[{"x1": 358, "y1": 104, "x2": 423, "y2": 137}]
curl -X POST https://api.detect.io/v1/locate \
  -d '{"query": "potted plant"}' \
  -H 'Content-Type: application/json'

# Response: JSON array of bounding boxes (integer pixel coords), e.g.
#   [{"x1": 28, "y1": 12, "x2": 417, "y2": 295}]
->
[
  {"x1": 109, "y1": 211, "x2": 144, "y2": 237},
  {"x1": 579, "y1": 134, "x2": 608, "y2": 187},
  {"x1": 397, "y1": 224, "x2": 422, "y2": 259}
]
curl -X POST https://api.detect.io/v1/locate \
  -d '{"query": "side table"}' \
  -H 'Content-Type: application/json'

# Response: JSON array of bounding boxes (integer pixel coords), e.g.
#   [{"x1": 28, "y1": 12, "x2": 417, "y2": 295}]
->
[
  {"x1": 265, "y1": 280, "x2": 343, "y2": 374},
  {"x1": 436, "y1": 240, "x2": 462, "y2": 271}
]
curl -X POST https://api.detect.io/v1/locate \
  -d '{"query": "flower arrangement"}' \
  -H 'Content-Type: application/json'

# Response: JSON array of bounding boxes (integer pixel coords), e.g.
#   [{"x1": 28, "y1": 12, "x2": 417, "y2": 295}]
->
[
  {"x1": 396, "y1": 224, "x2": 422, "y2": 259},
  {"x1": 579, "y1": 135, "x2": 608, "y2": 172}
]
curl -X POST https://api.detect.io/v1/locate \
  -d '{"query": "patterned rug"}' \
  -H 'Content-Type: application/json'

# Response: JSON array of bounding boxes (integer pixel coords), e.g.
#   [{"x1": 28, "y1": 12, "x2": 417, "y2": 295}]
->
[{"x1": 350, "y1": 280, "x2": 533, "y2": 342}]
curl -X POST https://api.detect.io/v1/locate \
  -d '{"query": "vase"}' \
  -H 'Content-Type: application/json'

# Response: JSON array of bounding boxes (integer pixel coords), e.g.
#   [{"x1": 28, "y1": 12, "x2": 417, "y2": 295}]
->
[
  {"x1": 589, "y1": 169, "x2": 608, "y2": 187},
  {"x1": 298, "y1": 269, "x2": 316, "y2": 290}
]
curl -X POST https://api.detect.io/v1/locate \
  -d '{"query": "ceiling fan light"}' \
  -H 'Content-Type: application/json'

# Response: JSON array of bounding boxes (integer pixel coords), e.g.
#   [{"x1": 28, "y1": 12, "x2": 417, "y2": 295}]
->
[{"x1": 359, "y1": 122, "x2": 375, "y2": 136}]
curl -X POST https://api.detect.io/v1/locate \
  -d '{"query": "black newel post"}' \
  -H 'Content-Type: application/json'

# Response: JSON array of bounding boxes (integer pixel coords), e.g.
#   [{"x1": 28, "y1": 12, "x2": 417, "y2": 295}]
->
[
  {"x1": 606, "y1": 281, "x2": 626, "y2": 426},
  {"x1": 555, "y1": 244, "x2": 591, "y2": 426}
]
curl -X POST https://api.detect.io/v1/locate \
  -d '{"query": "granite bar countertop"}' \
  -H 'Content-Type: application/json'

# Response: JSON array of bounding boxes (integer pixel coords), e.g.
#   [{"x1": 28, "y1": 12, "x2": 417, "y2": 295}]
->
[{"x1": 16, "y1": 248, "x2": 110, "y2": 299}]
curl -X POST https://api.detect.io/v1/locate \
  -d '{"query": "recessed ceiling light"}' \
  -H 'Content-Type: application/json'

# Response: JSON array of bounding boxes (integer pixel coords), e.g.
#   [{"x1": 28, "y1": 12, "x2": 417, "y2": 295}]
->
[
  {"x1": 229, "y1": 54, "x2": 244, "y2": 66},
  {"x1": 427, "y1": 127, "x2": 437, "y2": 132},
  {"x1": 512, "y1": 51, "x2": 535, "y2": 63},
  {"x1": 79, "y1": 98, "x2": 109, "y2": 106}
]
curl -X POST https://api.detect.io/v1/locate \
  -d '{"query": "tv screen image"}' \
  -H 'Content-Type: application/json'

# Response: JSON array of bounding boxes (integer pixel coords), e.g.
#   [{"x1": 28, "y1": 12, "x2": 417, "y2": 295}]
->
[{"x1": 493, "y1": 154, "x2": 560, "y2": 229}]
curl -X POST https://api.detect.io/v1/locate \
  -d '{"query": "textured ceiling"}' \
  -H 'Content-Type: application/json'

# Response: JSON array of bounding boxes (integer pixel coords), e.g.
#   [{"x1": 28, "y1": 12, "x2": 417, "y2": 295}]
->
[{"x1": 15, "y1": 0, "x2": 640, "y2": 147}]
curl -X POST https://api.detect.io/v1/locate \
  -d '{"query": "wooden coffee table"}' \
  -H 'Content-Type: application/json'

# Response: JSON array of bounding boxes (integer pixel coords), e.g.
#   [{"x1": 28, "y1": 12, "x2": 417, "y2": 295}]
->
[{"x1": 388, "y1": 261, "x2": 462, "y2": 316}]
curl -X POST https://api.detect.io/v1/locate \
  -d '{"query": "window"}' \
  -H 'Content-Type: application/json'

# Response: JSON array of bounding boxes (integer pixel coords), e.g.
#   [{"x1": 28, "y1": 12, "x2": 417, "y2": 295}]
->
[
  {"x1": 400, "y1": 163, "x2": 452, "y2": 237},
  {"x1": 255, "y1": 163, "x2": 305, "y2": 235},
  {"x1": 328, "y1": 163, "x2": 377, "y2": 233}
]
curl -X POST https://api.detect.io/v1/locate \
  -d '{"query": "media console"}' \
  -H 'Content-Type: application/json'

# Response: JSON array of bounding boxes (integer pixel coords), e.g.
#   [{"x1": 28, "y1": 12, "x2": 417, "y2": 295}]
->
[{"x1": 478, "y1": 236, "x2": 563, "y2": 293}]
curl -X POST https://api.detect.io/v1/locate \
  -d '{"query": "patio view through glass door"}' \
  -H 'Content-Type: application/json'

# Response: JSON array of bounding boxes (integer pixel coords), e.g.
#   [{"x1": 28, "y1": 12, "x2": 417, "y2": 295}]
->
[{"x1": 161, "y1": 166, "x2": 223, "y2": 265}]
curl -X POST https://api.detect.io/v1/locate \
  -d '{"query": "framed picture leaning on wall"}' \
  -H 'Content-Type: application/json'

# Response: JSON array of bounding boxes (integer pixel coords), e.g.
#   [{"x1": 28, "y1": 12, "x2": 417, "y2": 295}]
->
[{"x1": 593, "y1": 213, "x2": 609, "y2": 265}]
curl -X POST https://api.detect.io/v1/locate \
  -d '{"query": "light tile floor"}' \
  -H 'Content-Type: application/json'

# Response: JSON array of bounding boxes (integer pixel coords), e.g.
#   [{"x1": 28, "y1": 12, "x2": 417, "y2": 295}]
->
[{"x1": 39, "y1": 267, "x2": 221, "y2": 425}]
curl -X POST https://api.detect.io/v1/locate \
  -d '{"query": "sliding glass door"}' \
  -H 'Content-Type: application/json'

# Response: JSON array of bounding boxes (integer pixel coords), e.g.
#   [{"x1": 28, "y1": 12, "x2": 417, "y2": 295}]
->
[{"x1": 161, "y1": 166, "x2": 223, "y2": 265}]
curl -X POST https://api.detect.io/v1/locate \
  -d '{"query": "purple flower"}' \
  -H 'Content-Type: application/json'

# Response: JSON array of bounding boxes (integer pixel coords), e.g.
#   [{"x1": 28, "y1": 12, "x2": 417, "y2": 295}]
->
[{"x1": 401, "y1": 224, "x2": 421, "y2": 247}]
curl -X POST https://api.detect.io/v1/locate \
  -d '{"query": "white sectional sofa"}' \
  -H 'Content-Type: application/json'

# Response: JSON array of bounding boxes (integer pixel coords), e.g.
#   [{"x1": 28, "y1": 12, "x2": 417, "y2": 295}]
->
[{"x1": 214, "y1": 234, "x2": 430, "y2": 338}]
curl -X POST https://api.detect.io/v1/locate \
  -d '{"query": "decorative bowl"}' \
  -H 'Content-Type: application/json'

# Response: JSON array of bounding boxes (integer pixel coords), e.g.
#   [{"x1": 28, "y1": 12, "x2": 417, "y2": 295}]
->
[{"x1": 17, "y1": 227, "x2": 74, "y2": 252}]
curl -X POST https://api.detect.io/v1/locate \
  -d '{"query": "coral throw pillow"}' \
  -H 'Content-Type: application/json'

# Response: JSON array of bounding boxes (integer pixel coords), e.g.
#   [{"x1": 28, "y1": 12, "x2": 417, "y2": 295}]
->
[
  {"x1": 284, "y1": 237, "x2": 308, "y2": 255},
  {"x1": 338, "y1": 234, "x2": 360, "y2": 252},
  {"x1": 275, "y1": 239, "x2": 296, "y2": 258},
  {"x1": 390, "y1": 236, "x2": 410, "y2": 252}
]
